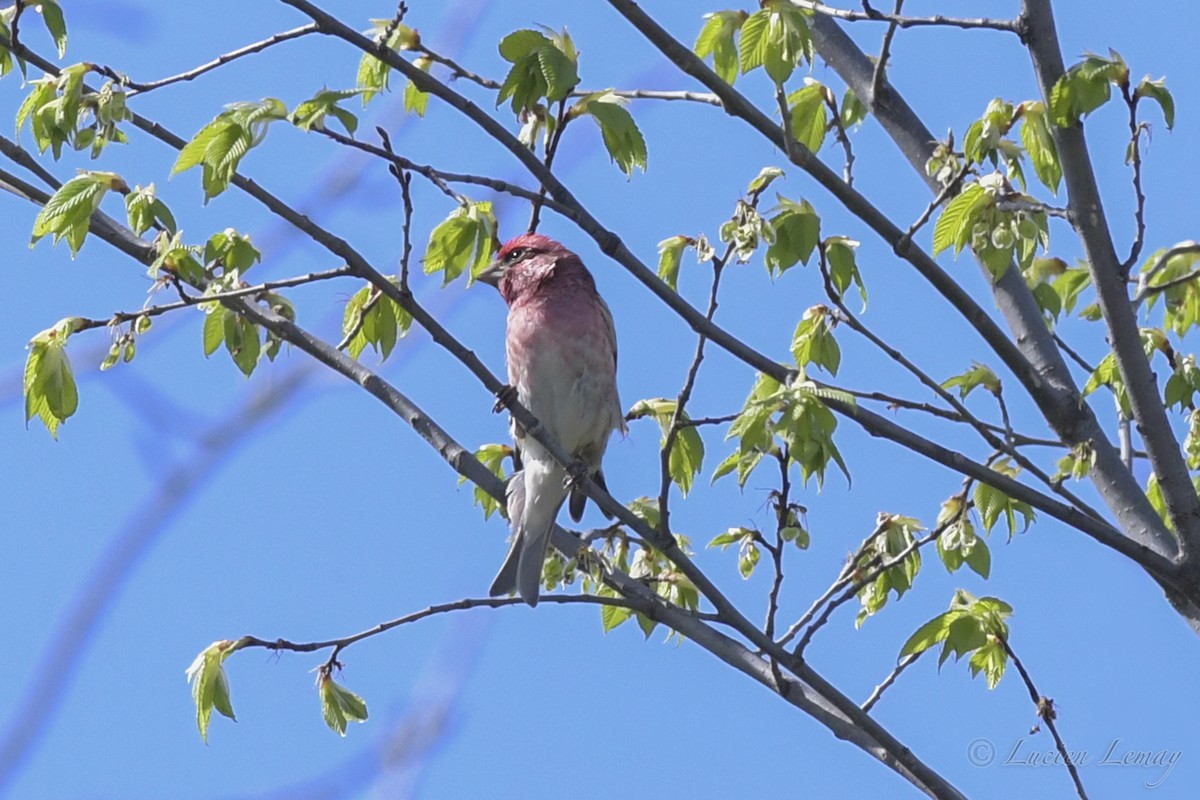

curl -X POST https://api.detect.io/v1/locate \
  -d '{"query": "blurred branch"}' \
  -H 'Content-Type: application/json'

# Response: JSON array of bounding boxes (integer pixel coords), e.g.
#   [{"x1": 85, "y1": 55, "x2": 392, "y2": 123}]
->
[{"x1": 0, "y1": 364, "x2": 316, "y2": 792}]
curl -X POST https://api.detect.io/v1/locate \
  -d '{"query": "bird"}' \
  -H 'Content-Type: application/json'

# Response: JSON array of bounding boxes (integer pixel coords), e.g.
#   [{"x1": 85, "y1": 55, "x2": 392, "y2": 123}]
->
[{"x1": 477, "y1": 233, "x2": 625, "y2": 606}]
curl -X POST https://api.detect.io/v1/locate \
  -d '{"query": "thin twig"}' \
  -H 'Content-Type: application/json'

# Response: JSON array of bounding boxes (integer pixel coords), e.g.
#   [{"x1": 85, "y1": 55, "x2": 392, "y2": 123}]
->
[
  {"x1": 574, "y1": 88, "x2": 722, "y2": 106},
  {"x1": 239, "y1": 593, "x2": 655, "y2": 660},
  {"x1": 1132, "y1": 241, "x2": 1200, "y2": 306},
  {"x1": 861, "y1": 652, "x2": 922, "y2": 713},
  {"x1": 823, "y1": 90, "x2": 855, "y2": 185},
  {"x1": 528, "y1": 100, "x2": 570, "y2": 232},
  {"x1": 71, "y1": 267, "x2": 352, "y2": 333},
  {"x1": 765, "y1": 447, "x2": 791, "y2": 640},
  {"x1": 995, "y1": 198, "x2": 1071, "y2": 220},
  {"x1": 998, "y1": 635, "x2": 1090, "y2": 799},
  {"x1": 843, "y1": 387, "x2": 1063, "y2": 448},
  {"x1": 792, "y1": 0, "x2": 1022, "y2": 34},
  {"x1": 92, "y1": 25, "x2": 320, "y2": 95},
  {"x1": 417, "y1": 46, "x2": 500, "y2": 89},
  {"x1": 817, "y1": 248, "x2": 1106, "y2": 522},
  {"x1": 896, "y1": 161, "x2": 971, "y2": 255},
  {"x1": 870, "y1": 0, "x2": 903, "y2": 106},
  {"x1": 1051, "y1": 329, "x2": 1097, "y2": 374},
  {"x1": 1119, "y1": 83, "x2": 1147, "y2": 276},
  {"x1": 778, "y1": 520, "x2": 888, "y2": 648}
]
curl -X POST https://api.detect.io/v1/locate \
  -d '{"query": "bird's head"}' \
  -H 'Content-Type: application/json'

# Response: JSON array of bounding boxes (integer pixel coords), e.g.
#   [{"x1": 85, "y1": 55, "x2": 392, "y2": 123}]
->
[{"x1": 478, "y1": 233, "x2": 579, "y2": 304}]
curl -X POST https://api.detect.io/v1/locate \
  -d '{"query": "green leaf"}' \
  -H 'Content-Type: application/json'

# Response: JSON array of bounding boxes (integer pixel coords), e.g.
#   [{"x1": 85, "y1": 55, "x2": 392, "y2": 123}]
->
[
  {"x1": 355, "y1": 19, "x2": 420, "y2": 107},
  {"x1": 825, "y1": 236, "x2": 867, "y2": 309},
  {"x1": 579, "y1": 91, "x2": 647, "y2": 177},
  {"x1": 765, "y1": 195, "x2": 820, "y2": 277},
  {"x1": 319, "y1": 674, "x2": 369, "y2": 736},
  {"x1": 737, "y1": 8, "x2": 770, "y2": 76},
  {"x1": 31, "y1": 171, "x2": 122, "y2": 256},
  {"x1": 172, "y1": 99, "x2": 287, "y2": 202},
  {"x1": 404, "y1": 58, "x2": 432, "y2": 117},
  {"x1": 23, "y1": 318, "x2": 80, "y2": 438},
  {"x1": 787, "y1": 83, "x2": 828, "y2": 153},
  {"x1": 628, "y1": 398, "x2": 705, "y2": 496},
  {"x1": 464, "y1": 443, "x2": 512, "y2": 520},
  {"x1": 973, "y1": 460, "x2": 1036, "y2": 540},
  {"x1": 1019, "y1": 103, "x2": 1061, "y2": 194},
  {"x1": 747, "y1": 166, "x2": 785, "y2": 196},
  {"x1": 499, "y1": 29, "x2": 551, "y2": 62},
  {"x1": 740, "y1": 2, "x2": 812, "y2": 85},
  {"x1": 790, "y1": 305, "x2": 840, "y2": 376},
  {"x1": 223, "y1": 312, "x2": 261, "y2": 377},
  {"x1": 932, "y1": 183, "x2": 987, "y2": 256},
  {"x1": 657, "y1": 235, "x2": 691, "y2": 291},
  {"x1": 840, "y1": 88, "x2": 867, "y2": 130},
  {"x1": 1049, "y1": 52, "x2": 1126, "y2": 127},
  {"x1": 289, "y1": 87, "x2": 363, "y2": 134},
  {"x1": 900, "y1": 610, "x2": 960, "y2": 657},
  {"x1": 186, "y1": 640, "x2": 241, "y2": 743},
  {"x1": 125, "y1": 183, "x2": 176, "y2": 236},
  {"x1": 496, "y1": 29, "x2": 577, "y2": 113},
  {"x1": 601, "y1": 594, "x2": 633, "y2": 632},
  {"x1": 1135, "y1": 76, "x2": 1174, "y2": 130},
  {"x1": 941, "y1": 362, "x2": 1000, "y2": 399},
  {"x1": 39, "y1": 1, "x2": 68, "y2": 58},
  {"x1": 694, "y1": 11, "x2": 745, "y2": 85},
  {"x1": 536, "y1": 42, "x2": 578, "y2": 102},
  {"x1": 423, "y1": 201, "x2": 497, "y2": 284},
  {"x1": 738, "y1": 540, "x2": 760, "y2": 578}
]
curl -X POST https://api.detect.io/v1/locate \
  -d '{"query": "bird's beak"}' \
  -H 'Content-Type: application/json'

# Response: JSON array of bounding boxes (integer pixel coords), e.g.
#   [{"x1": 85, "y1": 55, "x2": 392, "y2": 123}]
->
[{"x1": 475, "y1": 259, "x2": 505, "y2": 287}]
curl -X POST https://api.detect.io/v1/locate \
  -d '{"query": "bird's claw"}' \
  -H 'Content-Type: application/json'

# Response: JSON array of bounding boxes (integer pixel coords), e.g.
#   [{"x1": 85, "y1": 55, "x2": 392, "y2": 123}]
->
[
  {"x1": 493, "y1": 384, "x2": 517, "y2": 414},
  {"x1": 563, "y1": 459, "x2": 589, "y2": 488}
]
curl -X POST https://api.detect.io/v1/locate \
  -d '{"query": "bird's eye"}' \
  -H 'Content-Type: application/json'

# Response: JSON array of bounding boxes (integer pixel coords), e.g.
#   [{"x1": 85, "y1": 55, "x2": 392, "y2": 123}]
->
[{"x1": 505, "y1": 247, "x2": 527, "y2": 264}]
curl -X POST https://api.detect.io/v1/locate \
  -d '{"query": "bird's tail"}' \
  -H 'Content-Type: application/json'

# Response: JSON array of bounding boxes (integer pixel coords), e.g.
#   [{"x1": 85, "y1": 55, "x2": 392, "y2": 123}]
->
[{"x1": 488, "y1": 461, "x2": 567, "y2": 607}]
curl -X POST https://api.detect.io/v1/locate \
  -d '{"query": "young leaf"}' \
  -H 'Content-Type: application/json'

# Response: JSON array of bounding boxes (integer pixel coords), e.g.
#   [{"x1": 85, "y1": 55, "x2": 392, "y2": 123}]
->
[
  {"x1": 319, "y1": 673, "x2": 369, "y2": 736},
  {"x1": 941, "y1": 362, "x2": 1001, "y2": 399},
  {"x1": 31, "y1": 171, "x2": 125, "y2": 256},
  {"x1": 172, "y1": 99, "x2": 288, "y2": 201},
  {"x1": 186, "y1": 640, "x2": 241, "y2": 743},
  {"x1": 24, "y1": 318, "x2": 81, "y2": 438},
  {"x1": 423, "y1": 201, "x2": 498, "y2": 284},
  {"x1": 787, "y1": 82, "x2": 828, "y2": 153},
  {"x1": 765, "y1": 196, "x2": 820, "y2": 276},
  {"x1": 657, "y1": 235, "x2": 691, "y2": 291},
  {"x1": 739, "y1": 1, "x2": 812, "y2": 85},
  {"x1": 790, "y1": 306, "x2": 840, "y2": 376},
  {"x1": 628, "y1": 398, "x2": 705, "y2": 496},
  {"x1": 1135, "y1": 76, "x2": 1174, "y2": 130},
  {"x1": 1019, "y1": 103, "x2": 1062, "y2": 194},
  {"x1": 223, "y1": 313, "x2": 261, "y2": 377},
  {"x1": 355, "y1": 18, "x2": 420, "y2": 107},
  {"x1": 694, "y1": 11, "x2": 745, "y2": 85},
  {"x1": 404, "y1": 58, "x2": 432, "y2": 116},
  {"x1": 289, "y1": 87, "x2": 363, "y2": 134},
  {"x1": 38, "y1": 1, "x2": 69, "y2": 58},
  {"x1": 932, "y1": 183, "x2": 987, "y2": 257},
  {"x1": 125, "y1": 183, "x2": 177, "y2": 236},
  {"x1": 824, "y1": 236, "x2": 866, "y2": 309},
  {"x1": 578, "y1": 91, "x2": 647, "y2": 177}
]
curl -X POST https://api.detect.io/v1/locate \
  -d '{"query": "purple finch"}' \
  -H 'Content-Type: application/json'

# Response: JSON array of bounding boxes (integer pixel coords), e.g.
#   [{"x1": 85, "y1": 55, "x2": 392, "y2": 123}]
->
[{"x1": 479, "y1": 233, "x2": 625, "y2": 606}]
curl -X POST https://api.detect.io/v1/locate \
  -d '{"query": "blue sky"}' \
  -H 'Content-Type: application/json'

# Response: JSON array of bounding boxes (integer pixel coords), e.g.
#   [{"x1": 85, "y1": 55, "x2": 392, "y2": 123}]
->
[{"x1": 1, "y1": 1, "x2": 1198, "y2": 797}]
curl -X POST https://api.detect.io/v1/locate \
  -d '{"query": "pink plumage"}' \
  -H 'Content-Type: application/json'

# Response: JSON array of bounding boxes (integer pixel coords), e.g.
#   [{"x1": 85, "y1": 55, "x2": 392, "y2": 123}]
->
[{"x1": 481, "y1": 234, "x2": 625, "y2": 606}]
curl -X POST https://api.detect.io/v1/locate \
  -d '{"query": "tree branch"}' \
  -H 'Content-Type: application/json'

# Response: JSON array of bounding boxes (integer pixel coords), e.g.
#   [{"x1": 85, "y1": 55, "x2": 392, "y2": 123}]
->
[{"x1": 1020, "y1": 0, "x2": 1200, "y2": 553}]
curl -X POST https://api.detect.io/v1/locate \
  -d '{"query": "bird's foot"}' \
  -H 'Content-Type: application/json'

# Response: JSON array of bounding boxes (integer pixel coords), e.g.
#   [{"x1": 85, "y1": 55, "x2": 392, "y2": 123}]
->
[
  {"x1": 493, "y1": 384, "x2": 517, "y2": 414},
  {"x1": 562, "y1": 459, "x2": 590, "y2": 489}
]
